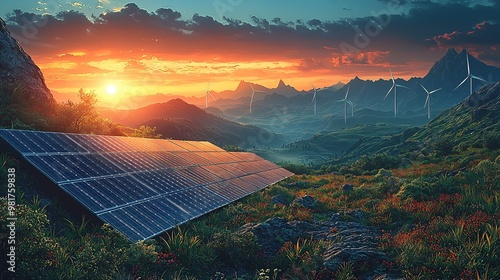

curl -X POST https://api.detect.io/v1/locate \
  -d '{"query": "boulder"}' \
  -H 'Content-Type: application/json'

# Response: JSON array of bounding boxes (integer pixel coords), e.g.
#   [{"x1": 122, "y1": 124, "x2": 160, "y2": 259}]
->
[
  {"x1": 237, "y1": 210, "x2": 390, "y2": 273},
  {"x1": 342, "y1": 183, "x2": 355, "y2": 194},
  {"x1": 270, "y1": 194, "x2": 290, "y2": 206},
  {"x1": 292, "y1": 195, "x2": 317, "y2": 208}
]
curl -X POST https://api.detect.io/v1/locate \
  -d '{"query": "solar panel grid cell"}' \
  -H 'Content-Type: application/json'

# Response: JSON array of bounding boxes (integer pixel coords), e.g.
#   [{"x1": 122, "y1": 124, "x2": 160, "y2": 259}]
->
[{"x1": 0, "y1": 129, "x2": 293, "y2": 242}]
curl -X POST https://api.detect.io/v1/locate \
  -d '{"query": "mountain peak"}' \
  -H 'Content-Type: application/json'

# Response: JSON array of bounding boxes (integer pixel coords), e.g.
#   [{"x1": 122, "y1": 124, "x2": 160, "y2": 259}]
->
[
  {"x1": 445, "y1": 48, "x2": 458, "y2": 56},
  {"x1": 235, "y1": 80, "x2": 250, "y2": 91},
  {"x1": 277, "y1": 79, "x2": 287, "y2": 88}
]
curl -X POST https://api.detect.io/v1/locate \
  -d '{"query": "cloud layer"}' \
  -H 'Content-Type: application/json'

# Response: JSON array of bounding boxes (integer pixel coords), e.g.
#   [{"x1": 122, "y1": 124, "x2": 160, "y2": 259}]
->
[{"x1": 3, "y1": 1, "x2": 499, "y2": 100}]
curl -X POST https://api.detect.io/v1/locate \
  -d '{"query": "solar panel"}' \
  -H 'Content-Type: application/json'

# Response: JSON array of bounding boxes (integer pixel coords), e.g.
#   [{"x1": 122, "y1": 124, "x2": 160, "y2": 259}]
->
[{"x1": 0, "y1": 129, "x2": 294, "y2": 242}]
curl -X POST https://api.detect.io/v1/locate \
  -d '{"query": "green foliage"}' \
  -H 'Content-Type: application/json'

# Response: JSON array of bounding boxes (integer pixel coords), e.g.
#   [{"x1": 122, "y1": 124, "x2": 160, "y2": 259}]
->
[
  {"x1": 49, "y1": 88, "x2": 121, "y2": 135},
  {"x1": 162, "y1": 227, "x2": 215, "y2": 276},
  {"x1": 210, "y1": 230, "x2": 261, "y2": 268},
  {"x1": 483, "y1": 132, "x2": 500, "y2": 149},
  {"x1": 0, "y1": 200, "x2": 55, "y2": 279},
  {"x1": 345, "y1": 153, "x2": 401, "y2": 175},
  {"x1": 274, "y1": 238, "x2": 330, "y2": 277},
  {"x1": 278, "y1": 162, "x2": 311, "y2": 175},
  {"x1": 222, "y1": 145, "x2": 245, "y2": 152},
  {"x1": 130, "y1": 125, "x2": 163, "y2": 139},
  {"x1": 433, "y1": 139, "x2": 453, "y2": 156},
  {"x1": 0, "y1": 82, "x2": 53, "y2": 130}
]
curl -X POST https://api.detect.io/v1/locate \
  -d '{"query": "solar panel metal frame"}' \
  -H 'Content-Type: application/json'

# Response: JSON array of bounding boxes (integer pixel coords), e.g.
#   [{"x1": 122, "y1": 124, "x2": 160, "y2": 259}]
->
[{"x1": 0, "y1": 129, "x2": 293, "y2": 242}]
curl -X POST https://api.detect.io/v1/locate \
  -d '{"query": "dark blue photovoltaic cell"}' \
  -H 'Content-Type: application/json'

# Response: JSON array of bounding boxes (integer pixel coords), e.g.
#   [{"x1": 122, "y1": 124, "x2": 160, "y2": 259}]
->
[
  {"x1": 174, "y1": 166, "x2": 223, "y2": 185},
  {"x1": 205, "y1": 181, "x2": 248, "y2": 201},
  {"x1": 0, "y1": 129, "x2": 293, "y2": 242}
]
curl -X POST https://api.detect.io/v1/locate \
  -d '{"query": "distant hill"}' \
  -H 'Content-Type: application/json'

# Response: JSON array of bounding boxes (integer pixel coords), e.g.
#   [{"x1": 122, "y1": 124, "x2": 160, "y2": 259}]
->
[
  {"x1": 411, "y1": 81, "x2": 500, "y2": 146},
  {"x1": 100, "y1": 98, "x2": 288, "y2": 148},
  {"x1": 346, "y1": 82, "x2": 500, "y2": 159}
]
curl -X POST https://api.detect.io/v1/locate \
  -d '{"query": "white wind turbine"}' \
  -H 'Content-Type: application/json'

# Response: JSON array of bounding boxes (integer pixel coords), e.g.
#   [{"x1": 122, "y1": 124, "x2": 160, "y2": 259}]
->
[
  {"x1": 334, "y1": 86, "x2": 350, "y2": 124},
  {"x1": 200, "y1": 80, "x2": 215, "y2": 108},
  {"x1": 454, "y1": 53, "x2": 487, "y2": 95},
  {"x1": 249, "y1": 84, "x2": 266, "y2": 114},
  {"x1": 347, "y1": 99, "x2": 355, "y2": 117},
  {"x1": 384, "y1": 68, "x2": 409, "y2": 117},
  {"x1": 311, "y1": 83, "x2": 327, "y2": 116},
  {"x1": 420, "y1": 84, "x2": 441, "y2": 119}
]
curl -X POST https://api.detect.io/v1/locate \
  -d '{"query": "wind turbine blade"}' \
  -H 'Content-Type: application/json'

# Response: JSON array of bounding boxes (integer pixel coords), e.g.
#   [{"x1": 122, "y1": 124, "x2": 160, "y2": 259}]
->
[
  {"x1": 345, "y1": 86, "x2": 350, "y2": 99},
  {"x1": 471, "y1": 75, "x2": 487, "y2": 83},
  {"x1": 250, "y1": 84, "x2": 255, "y2": 92},
  {"x1": 384, "y1": 84, "x2": 395, "y2": 99},
  {"x1": 208, "y1": 90, "x2": 216, "y2": 100},
  {"x1": 396, "y1": 84, "x2": 409, "y2": 89},
  {"x1": 420, "y1": 84, "x2": 430, "y2": 94},
  {"x1": 311, "y1": 92, "x2": 316, "y2": 104},
  {"x1": 333, "y1": 99, "x2": 345, "y2": 103},
  {"x1": 429, "y1": 88, "x2": 442, "y2": 94},
  {"x1": 424, "y1": 94, "x2": 429, "y2": 108},
  {"x1": 454, "y1": 76, "x2": 469, "y2": 91},
  {"x1": 390, "y1": 67, "x2": 395, "y2": 83},
  {"x1": 311, "y1": 83, "x2": 317, "y2": 91},
  {"x1": 466, "y1": 54, "x2": 470, "y2": 76},
  {"x1": 250, "y1": 92, "x2": 255, "y2": 113}
]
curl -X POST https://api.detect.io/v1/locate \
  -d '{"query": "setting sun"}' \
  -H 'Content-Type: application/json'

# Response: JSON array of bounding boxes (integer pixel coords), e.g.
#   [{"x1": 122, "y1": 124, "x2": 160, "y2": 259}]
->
[{"x1": 106, "y1": 84, "x2": 117, "y2": 95}]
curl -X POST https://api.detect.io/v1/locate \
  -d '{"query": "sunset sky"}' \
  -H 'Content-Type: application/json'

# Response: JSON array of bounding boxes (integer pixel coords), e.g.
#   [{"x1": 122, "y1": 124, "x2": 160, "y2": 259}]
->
[{"x1": 1, "y1": 0, "x2": 499, "y2": 107}]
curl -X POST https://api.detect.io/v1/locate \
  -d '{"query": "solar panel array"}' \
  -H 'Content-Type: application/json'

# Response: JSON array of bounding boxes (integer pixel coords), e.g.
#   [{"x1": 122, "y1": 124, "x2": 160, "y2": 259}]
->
[{"x1": 0, "y1": 129, "x2": 293, "y2": 242}]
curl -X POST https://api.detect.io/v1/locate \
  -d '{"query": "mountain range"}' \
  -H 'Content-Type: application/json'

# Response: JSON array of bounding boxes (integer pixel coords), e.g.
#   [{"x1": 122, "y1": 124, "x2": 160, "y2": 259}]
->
[{"x1": 99, "y1": 99, "x2": 287, "y2": 149}]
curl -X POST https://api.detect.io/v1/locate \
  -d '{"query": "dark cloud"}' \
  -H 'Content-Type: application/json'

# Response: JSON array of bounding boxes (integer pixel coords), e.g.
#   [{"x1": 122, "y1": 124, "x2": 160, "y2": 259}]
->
[
  {"x1": 433, "y1": 21, "x2": 500, "y2": 46},
  {"x1": 2, "y1": 1, "x2": 499, "y2": 68}
]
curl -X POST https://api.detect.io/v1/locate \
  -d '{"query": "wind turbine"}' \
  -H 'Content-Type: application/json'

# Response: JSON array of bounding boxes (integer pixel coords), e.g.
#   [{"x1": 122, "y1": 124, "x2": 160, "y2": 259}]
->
[
  {"x1": 311, "y1": 83, "x2": 326, "y2": 116},
  {"x1": 249, "y1": 84, "x2": 265, "y2": 114},
  {"x1": 347, "y1": 100, "x2": 355, "y2": 117},
  {"x1": 334, "y1": 86, "x2": 350, "y2": 124},
  {"x1": 454, "y1": 53, "x2": 487, "y2": 95},
  {"x1": 200, "y1": 80, "x2": 215, "y2": 108},
  {"x1": 420, "y1": 84, "x2": 441, "y2": 119},
  {"x1": 384, "y1": 68, "x2": 409, "y2": 117}
]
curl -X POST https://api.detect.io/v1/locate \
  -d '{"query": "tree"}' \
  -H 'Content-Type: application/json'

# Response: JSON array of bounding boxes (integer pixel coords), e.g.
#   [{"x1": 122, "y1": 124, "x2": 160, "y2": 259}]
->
[
  {"x1": 50, "y1": 88, "x2": 119, "y2": 135},
  {"x1": 130, "y1": 126, "x2": 163, "y2": 139}
]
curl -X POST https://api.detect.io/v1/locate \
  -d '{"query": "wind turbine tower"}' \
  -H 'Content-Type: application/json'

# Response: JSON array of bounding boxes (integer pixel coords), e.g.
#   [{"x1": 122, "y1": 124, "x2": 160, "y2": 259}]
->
[
  {"x1": 249, "y1": 84, "x2": 265, "y2": 114},
  {"x1": 334, "y1": 86, "x2": 350, "y2": 124},
  {"x1": 200, "y1": 81, "x2": 215, "y2": 108},
  {"x1": 420, "y1": 84, "x2": 441, "y2": 119},
  {"x1": 454, "y1": 53, "x2": 487, "y2": 95},
  {"x1": 384, "y1": 68, "x2": 408, "y2": 117},
  {"x1": 311, "y1": 83, "x2": 326, "y2": 116}
]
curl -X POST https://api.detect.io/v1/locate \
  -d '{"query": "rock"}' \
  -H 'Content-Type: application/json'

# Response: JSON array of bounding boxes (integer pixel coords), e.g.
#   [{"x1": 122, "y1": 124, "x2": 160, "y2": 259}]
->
[
  {"x1": 292, "y1": 195, "x2": 317, "y2": 208},
  {"x1": 270, "y1": 194, "x2": 289, "y2": 206},
  {"x1": 0, "y1": 17, "x2": 53, "y2": 102},
  {"x1": 342, "y1": 183, "x2": 355, "y2": 194},
  {"x1": 237, "y1": 210, "x2": 389, "y2": 273}
]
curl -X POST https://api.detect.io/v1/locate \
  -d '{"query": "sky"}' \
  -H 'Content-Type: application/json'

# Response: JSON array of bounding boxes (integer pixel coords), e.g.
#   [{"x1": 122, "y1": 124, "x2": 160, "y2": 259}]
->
[{"x1": 1, "y1": 0, "x2": 499, "y2": 107}]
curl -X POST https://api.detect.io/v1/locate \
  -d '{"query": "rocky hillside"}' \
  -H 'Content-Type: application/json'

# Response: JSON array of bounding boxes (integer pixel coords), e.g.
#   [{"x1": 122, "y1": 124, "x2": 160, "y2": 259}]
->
[
  {"x1": 0, "y1": 17, "x2": 53, "y2": 102},
  {"x1": 411, "y1": 82, "x2": 500, "y2": 147}
]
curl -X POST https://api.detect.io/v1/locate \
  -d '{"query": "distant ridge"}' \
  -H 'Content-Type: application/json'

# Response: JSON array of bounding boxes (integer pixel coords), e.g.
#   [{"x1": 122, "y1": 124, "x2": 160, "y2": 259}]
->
[{"x1": 100, "y1": 98, "x2": 287, "y2": 148}]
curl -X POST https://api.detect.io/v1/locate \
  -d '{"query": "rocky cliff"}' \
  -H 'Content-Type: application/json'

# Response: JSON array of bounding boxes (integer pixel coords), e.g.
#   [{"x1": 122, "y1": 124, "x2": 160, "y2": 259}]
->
[{"x1": 0, "y1": 17, "x2": 53, "y2": 102}]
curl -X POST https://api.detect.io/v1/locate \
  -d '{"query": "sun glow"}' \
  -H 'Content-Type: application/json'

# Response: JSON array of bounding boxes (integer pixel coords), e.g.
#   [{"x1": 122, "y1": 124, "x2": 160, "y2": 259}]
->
[{"x1": 106, "y1": 84, "x2": 117, "y2": 95}]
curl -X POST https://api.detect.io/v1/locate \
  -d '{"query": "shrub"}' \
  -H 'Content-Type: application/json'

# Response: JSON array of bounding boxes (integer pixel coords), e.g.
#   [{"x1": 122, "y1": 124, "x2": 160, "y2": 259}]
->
[
  {"x1": 397, "y1": 177, "x2": 433, "y2": 201},
  {"x1": 161, "y1": 227, "x2": 215, "y2": 276},
  {"x1": 278, "y1": 163, "x2": 310, "y2": 175},
  {"x1": 434, "y1": 139, "x2": 453, "y2": 156},
  {"x1": 483, "y1": 132, "x2": 500, "y2": 149},
  {"x1": 210, "y1": 231, "x2": 261, "y2": 268}
]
